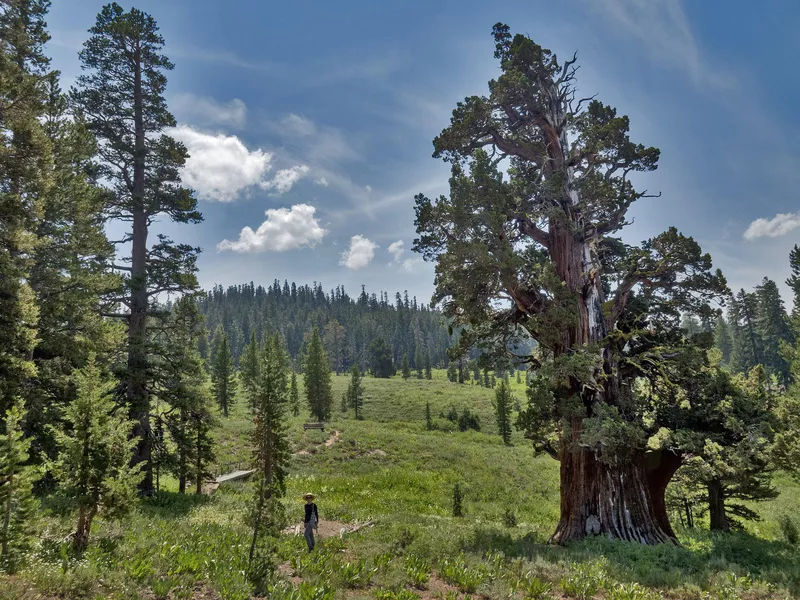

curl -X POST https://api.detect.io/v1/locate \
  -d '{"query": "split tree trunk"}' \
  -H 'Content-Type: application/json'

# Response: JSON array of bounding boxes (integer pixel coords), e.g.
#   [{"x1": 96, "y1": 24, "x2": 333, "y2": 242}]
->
[
  {"x1": 645, "y1": 450, "x2": 682, "y2": 538},
  {"x1": 552, "y1": 422, "x2": 674, "y2": 544}
]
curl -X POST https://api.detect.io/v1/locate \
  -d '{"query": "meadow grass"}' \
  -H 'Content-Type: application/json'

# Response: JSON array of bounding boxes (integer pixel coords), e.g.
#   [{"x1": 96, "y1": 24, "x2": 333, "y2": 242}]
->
[{"x1": 2, "y1": 370, "x2": 799, "y2": 600}]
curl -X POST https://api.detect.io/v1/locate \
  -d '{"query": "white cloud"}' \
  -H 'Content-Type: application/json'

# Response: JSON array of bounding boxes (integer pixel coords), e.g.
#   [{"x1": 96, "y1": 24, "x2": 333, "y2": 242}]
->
[
  {"x1": 168, "y1": 125, "x2": 273, "y2": 201},
  {"x1": 260, "y1": 165, "x2": 310, "y2": 195},
  {"x1": 743, "y1": 212, "x2": 800, "y2": 241},
  {"x1": 365, "y1": 185, "x2": 372, "y2": 193},
  {"x1": 388, "y1": 240, "x2": 404, "y2": 261},
  {"x1": 170, "y1": 94, "x2": 247, "y2": 128},
  {"x1": 401, "y1": 257, "x2": 423, "y2": 273},
  {"x1": 217, "y1": 204, "x2": 325, "y2": 253},
  {"x1": 340, "y1": 234, "x2": 378, "y2": 270},
  {"x1": 269, "y1": 113, "x2": 362, "y2": 164},
  {"x1": 314, "y1": 177, "x2": 329, "y2": 187}
]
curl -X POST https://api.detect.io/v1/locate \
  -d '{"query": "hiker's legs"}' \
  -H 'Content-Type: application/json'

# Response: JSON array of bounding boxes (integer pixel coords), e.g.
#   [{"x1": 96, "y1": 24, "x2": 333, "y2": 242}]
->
[{"x1": 304, "y1": 524, "x2": 315, "y2": 551}]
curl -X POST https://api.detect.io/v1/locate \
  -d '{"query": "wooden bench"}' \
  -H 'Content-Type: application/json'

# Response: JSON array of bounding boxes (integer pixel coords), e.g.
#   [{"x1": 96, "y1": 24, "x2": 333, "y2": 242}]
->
[{"x1": 303, "y1": 422, "x2": 325, "y2": 431}]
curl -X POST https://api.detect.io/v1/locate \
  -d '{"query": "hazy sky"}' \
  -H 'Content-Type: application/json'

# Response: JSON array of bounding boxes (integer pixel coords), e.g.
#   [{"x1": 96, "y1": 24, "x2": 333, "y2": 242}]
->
[{"x1": 47, "y1": 0, "x2": 800, "y2": 307}]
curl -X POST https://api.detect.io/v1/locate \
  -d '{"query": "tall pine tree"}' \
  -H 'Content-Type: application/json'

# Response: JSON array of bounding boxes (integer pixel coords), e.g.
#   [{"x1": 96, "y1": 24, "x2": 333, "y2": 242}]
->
[
  {"x1": 755, "y1": 277, "x2": 792, "y2": 385},
  {"x1": 0, "y1": 0, "x2": 52, "y2": 421},
  {"x1": 248, "y1": 334, "x2": 290, "y2": 582},
  {"x1": 346, "y1": 364, "x2": 365, "y2": 420},
  {"x1": 494, "y1": 380, "x2": 513, "y2": 445},
  {"x1": 72, "y1": 4, "x2": 202, "y2": 492},
  {"x1": 211, "y1": 326, "x2": 238, "y2": 417},
  {"x1": 304, "y1": 327, "x2": 332, "y2": 421}
]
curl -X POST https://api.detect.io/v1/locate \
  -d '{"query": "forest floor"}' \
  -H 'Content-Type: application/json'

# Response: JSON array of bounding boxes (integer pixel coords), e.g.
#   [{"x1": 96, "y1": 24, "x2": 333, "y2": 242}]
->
[{"x1": 2, "y1": 370, "x2": 800, "y2": 600}]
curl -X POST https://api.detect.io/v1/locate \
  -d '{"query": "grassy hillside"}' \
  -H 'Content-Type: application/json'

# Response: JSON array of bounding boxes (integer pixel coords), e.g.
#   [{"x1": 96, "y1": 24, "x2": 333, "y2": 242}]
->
[{"x1": 3, "y1": 371, "x2": 800, "y2": 600}]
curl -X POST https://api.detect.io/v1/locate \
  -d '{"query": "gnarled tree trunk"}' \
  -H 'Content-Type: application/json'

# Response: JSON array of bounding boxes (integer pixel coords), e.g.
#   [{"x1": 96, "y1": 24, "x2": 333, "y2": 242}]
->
[
  {"x1": 553, "y1": 436, "x2": 674, "y2": 544},
  {"x1": 546, "y1": 183, "x2": 675, "y2": 544},
  {"x1": 645, "y1": 450, "x2": 682, "y2": 538}
]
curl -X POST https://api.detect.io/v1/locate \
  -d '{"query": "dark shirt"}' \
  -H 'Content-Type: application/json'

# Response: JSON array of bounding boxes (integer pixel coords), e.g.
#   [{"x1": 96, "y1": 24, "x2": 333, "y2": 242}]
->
[{"x1": 304, "y1": 503, "x2": 318, "y2": 524}]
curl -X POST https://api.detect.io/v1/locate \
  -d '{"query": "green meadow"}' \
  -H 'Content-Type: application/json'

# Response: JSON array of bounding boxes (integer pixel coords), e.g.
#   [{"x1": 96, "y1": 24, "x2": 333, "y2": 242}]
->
[{"x1": 3, "y1": 371, "x2": 799, "y2": 600}]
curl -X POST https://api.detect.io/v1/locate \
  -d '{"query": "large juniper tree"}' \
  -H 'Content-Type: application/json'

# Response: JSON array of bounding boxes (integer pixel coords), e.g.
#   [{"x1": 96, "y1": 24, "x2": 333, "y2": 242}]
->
[
  {"x1": 71, "y1": 4, "x2": 202, "y2": 492},
  {"x1": 414, "y1": 24, "x2": 726, "y2": 544}
]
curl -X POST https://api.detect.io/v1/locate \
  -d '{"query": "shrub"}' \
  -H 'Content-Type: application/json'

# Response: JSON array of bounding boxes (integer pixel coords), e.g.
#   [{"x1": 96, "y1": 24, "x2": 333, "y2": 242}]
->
[
  {"x1": 452, "y1": 484, "x2": 464, "y2": 517},
  {"x1": 439, "y1": 555, "x2": 485, "y2": 593},
  {"x1": 779, "y1": 514, "x2": 799, "y2": 545},
  {"x1": 607, "y1": 582, "x2": 662, "y2": 600},
  {"x1": 518, "y1": 573, "x2": 552, "y2": 599},
  {"x1": 405, "y1": 555, "x2": 430, "y2": 589},
  {"x1": 502, "y1": 508, "x2": 517, "y2": 528},
  {"x1": 458, "y1": 409, "x2": 480, "y2": 432},
  {"x1": 374, "y1": 589, "x2": 420, "y2": 600}
]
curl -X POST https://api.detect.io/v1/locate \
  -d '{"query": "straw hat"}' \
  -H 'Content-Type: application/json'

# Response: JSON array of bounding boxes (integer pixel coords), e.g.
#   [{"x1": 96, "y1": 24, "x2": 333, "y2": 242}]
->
[{"x1": 303, "y1": 492, "x2": 316, "y2": 500}]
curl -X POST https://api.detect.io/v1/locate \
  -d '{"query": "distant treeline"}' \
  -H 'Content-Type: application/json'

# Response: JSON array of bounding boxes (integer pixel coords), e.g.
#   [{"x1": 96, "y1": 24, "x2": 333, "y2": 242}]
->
[{"x1": 196, "y1": 281, "x2": 453, "y2": 372}]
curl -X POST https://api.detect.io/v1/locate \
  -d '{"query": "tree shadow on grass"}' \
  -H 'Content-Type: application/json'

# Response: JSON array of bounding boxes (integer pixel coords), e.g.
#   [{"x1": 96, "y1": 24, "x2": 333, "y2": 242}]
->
[
  {"x1": 139, "y1": 490, "x2": 211, "y2": 518},
  {"x1": 462, "y1": 526, "x2": 800, "y2": 595}
]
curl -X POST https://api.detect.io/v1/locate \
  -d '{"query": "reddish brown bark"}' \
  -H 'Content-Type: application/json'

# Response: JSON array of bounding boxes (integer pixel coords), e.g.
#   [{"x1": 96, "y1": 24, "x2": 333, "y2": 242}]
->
[
  {"x1": 546, "y1": 219, "x2": 675, "y2": 544},
  {"x1": 645, "y1": 450, "x2": 682, "y2": 539}
]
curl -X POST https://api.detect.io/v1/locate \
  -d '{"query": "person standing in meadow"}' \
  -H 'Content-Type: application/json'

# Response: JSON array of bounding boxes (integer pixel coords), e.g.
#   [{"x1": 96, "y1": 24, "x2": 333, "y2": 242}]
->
[{"x1": 303, "y1": 493, "x2": 319, "y2": 551}]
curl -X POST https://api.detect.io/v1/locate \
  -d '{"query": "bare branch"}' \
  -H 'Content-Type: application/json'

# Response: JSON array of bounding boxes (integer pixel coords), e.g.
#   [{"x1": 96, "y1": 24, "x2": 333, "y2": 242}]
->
[{"x1": 518, "y1": 217, "x2": 550, "y2": 248}]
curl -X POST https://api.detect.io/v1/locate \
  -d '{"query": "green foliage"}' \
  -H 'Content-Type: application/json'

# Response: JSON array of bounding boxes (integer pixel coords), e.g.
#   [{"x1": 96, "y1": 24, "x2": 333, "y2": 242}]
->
[
  {"x1": 290, "y1": 371, "x2": 300, "y2": 417},
  {"x1": 517, "y1": 572, "x2": 552, "y2": 599},
  {"x1": 72, "y1": 2, "x2": 203, "y2": 493},
  {"x1": 370, "y1": 336, "x2": 396, "y2": 379},
  {"x1": 157, "y1": 297, "x2": 215, "y2": 494},
  {"x1": 249, "y1": 333, "x2": 291, "y2": 578},
  {"x1": 779, "y1": 514, "x2": 799, "y2": 546},
  {"x1": 402, "y1": 353, "x2": 411, "y2": 380},
  {"x1": 446, "y1": 362, "x2": 457, "y2": 382},
  {"x1": 439, "y1": 555, "x2": 485, "y2": 592},
  {"x1": 559, "y1": 560, "x2": 606, "y2": 599},
  {"x1": 404, "y1": 555, "x2": 430, "y2": 589},
  {"x1": 0, "y1": 0, "x2": 50, "y2": 419},
  {"x1": 502, "y1": 508, "x2": 517, "y2": 528},
  {"x1": 452, "y1": 483, "x2": 464, "y2": 517},
  {"x1": 457, "y1": 409, "x2": 480, "y2": 432},
  {"x1": 211, "y1": 326, "x2": 238, "y2": 418},
  {"x1": 198, "y1": 284, "x2": 449, "y2": 374},
  {"x1": 304, "y1": 327, "x2": 333, "y2": 422},
  {"x1": 346, "y1": 364, "x2": 365, "y2": 420},
  {"x1": 0, "y1": 400, "x2": 38, "y2": 573},
  {"x1": 50, "y1": 355, "x2": 142, "y2": 550},
  {"x1": 240, "y1": 331, "x2": 260, "y2": 403},
  {"x1": 494, "y1": 381, "x2": 513, "y2": 445},
  {"x1": 425, "y1": 402, "x2": 432, "y2": 431}
]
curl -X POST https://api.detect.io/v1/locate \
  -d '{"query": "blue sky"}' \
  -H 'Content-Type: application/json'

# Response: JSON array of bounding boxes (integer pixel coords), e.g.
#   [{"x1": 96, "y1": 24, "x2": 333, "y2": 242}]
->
[{"x1": 46, "y1": 0, "x2": 800, "y2": 307}]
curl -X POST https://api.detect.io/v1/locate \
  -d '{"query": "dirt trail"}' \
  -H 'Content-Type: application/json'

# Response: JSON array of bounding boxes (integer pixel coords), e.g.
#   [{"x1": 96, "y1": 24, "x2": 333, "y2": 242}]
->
[{"x1": 281, "y1": 519, "x2": 373, "y2": 539}]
